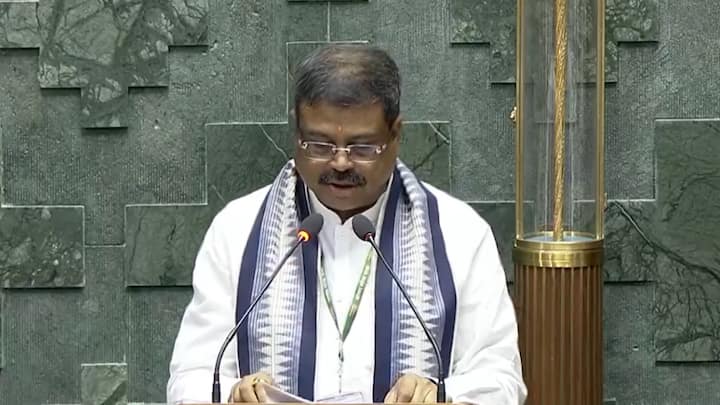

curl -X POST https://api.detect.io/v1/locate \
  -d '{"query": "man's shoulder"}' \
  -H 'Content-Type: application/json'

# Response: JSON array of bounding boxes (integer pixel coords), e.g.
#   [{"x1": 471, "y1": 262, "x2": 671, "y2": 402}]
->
[{"x1": 421, "y1": 182, "x2": 492, "y2": 235}]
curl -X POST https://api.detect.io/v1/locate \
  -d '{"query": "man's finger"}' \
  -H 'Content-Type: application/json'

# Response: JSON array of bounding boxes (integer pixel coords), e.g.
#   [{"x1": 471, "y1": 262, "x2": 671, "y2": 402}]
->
[
  {"x1": 410, "y1": 383, "x2": 431, "y2": 404},
  {"x1": 254, "y1": 372, "x2": 273, "y2": 403},
  {"x1": 422, "y1": 387, "x2": 436, "y2": 403},
  {"x1": 229, "y1": 382, "x2": 241, "y2": 403},
  {"x1": 410, "y1": 380, "x2": 435, "y2": 404},
  {"x1": 394, "y1": 376, "x2": 417, "y2": 402},
  {"x1": 255, "y1": 382, "x2": 269, "y2": 403},
  {"x1": 237, "y1": 380, "x2": 259, "y2": 403},
  {"x1": 384, "y1": 388, "x2": 398, "y2": 403},
  {"x1": 230, "y1": 381, "x2": 245, "y2": 403},
  {"x1": 255, "y1": 372, "x2": 274, "y2": 385},
  {"x1": 410, "y1": 379, "x2": 437, "y2": 404},
  {"x1": 231, "y1": 372, "x2": 275, "y2": 403}
]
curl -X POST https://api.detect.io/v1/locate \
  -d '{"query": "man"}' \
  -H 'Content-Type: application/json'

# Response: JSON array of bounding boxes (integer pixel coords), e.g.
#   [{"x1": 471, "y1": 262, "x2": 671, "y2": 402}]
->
[{"x1": 167, "y1": 44, "x2": 526, "y2": 404}]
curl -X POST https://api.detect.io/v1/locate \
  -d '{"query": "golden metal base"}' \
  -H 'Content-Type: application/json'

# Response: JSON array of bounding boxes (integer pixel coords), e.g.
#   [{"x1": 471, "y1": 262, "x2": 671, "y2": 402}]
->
[
  {"x1": 514, "y1": 232, "x2": 604, "y2": 267},
  {"x1": 513, "y1": 236, "x2": 604, "y2": 405}
]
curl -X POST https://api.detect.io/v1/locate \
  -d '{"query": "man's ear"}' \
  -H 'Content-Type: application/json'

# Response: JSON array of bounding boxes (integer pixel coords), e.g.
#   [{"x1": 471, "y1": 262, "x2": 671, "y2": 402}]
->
[{"x1": 390, "y1": 115, "x2": 403, "y2": 140}]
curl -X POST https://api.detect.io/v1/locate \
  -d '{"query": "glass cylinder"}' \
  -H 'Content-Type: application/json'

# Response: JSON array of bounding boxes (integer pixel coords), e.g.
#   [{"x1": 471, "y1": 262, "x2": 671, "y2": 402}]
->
[{"x1": 515, "y1": 0, "x2": 605, "y2": 243}]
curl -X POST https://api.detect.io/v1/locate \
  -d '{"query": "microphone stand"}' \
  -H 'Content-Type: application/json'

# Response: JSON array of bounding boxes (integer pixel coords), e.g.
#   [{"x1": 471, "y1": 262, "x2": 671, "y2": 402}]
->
[
  {"x1": 365, "y1": 235, "x2": 447, "y2": 403},
  {"x1": 211, "y1": 236, "x2": 305, "y2": 403}
]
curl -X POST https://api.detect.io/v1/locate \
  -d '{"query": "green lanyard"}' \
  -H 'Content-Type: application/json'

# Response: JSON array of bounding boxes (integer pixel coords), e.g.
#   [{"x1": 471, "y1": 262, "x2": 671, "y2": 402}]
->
[{"x1": 318, "y1": 248, "x2": 374, "y2": 393}]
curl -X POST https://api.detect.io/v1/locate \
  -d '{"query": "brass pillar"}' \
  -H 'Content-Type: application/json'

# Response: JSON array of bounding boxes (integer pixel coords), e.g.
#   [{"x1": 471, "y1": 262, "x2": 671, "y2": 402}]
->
[
  {"x1": 513, "y1": 0, "x2": 605, "y2": 404},
  {"x1": 514, "y1": 238, "x2": 604, "y2": 404}
]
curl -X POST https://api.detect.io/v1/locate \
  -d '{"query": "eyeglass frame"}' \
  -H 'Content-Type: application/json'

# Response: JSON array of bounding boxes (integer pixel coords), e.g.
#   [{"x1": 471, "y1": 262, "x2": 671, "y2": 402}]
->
[{"x1": 296, "y1": 131, "x2": 391, "y2": 162}]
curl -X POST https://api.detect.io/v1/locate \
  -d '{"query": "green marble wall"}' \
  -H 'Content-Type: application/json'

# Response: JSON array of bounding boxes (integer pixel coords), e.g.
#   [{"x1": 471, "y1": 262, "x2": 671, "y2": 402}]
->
[{"x1": 0, "y1": 0, "x2": 718, "y2": 404}]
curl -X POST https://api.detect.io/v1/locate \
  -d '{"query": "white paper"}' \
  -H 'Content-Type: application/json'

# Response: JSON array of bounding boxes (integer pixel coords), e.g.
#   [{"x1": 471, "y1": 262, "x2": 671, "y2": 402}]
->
[
  {"x1": 262, "y1": 385, "x2": 365, "y2": 404},
  {"x1": 315, "y1": 391, "x2": 365, "y2": 403},
  {"x1": 263, "y1": 384, "x2": 312, "y2": 403}
]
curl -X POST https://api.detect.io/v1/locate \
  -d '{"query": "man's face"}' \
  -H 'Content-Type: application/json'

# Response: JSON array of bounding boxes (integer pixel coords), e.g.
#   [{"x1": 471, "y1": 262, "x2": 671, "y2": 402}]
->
[{"x1": 294, "y1": 101, "x2": 401, "y2": 218}]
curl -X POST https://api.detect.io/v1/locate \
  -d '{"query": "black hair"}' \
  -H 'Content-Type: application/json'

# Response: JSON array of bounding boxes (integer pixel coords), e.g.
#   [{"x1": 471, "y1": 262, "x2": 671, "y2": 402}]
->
[{"x1": 293, "y1": 44, "x2": 401, "y2": 128}]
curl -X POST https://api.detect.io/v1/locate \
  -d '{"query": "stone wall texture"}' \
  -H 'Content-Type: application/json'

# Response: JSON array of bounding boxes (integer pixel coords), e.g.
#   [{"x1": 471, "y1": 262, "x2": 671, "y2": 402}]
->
[{"x1": 1, "y1": 1, "x2": 718, "y2": 404}]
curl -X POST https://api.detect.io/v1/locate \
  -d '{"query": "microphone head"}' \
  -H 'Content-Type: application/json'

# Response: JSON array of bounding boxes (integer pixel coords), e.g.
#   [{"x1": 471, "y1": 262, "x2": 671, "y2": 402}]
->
[
  {"x1": 297, "y1": 213, "x2": 324, "y2": 242},
  {"x1": 352, "y1": 214, "x2": 376, "y2": 241}
]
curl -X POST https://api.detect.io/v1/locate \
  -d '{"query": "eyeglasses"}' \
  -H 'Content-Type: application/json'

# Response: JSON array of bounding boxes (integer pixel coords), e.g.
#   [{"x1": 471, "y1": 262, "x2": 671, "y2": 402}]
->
[{"x1": 298, "y1": 139, "x2": 388, "y2": 162}]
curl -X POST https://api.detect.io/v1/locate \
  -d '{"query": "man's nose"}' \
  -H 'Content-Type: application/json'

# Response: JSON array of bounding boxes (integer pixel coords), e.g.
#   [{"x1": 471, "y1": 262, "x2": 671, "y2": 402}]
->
[{"x1": 328, "y1": 148, "x2": 354, "y2": 171}]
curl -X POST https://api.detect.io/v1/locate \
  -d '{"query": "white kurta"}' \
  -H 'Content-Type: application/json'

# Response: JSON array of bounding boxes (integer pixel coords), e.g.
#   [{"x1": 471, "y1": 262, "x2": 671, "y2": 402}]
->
[{"x1": 166, "y1": 181, "x2": 527, "y2": 404}]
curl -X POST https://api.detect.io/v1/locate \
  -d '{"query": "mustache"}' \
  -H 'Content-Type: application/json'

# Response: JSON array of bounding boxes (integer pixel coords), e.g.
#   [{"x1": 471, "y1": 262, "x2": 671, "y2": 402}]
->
[{"x1": 319, "y1": 170, "x2": 367, "y2": 186}]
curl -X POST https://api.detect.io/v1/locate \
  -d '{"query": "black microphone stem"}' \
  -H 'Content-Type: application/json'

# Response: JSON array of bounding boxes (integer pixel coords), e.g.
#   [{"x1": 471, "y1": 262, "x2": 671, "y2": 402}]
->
[
  {"x1": 211, "y1": 237, "x2": 304, "y2": 403},
  {"x1": 366, "y1": 236, "x2": 447, "y2": 403}
]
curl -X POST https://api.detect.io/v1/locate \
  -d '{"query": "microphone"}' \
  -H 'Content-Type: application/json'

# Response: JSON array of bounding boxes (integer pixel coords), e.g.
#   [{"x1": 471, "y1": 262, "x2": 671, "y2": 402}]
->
[
  {"x1": 352, "y1": 214, "x2": 447, "y2": 403},
  {"x1": 211, "y1": 213, "x2": 324, "y2": 403}
]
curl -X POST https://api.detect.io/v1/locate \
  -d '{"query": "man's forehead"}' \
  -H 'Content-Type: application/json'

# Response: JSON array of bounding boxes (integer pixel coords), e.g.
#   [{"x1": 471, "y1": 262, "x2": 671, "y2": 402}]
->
[
  {"x1": 299, "y1": 124, "x2": 381, "y2": 140},
  {"x1": 299, "y1": 104, "x2": 386, "y2": 133}
]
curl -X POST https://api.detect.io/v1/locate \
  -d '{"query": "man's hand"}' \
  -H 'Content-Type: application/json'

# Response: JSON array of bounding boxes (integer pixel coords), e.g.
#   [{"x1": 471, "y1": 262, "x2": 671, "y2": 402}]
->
[
  {"x1": 384, "y1": 373, "x2": 438, "y2": 403},
  {"x1": 229, "y1": 372, "x2": 274, "y2": 403}
]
